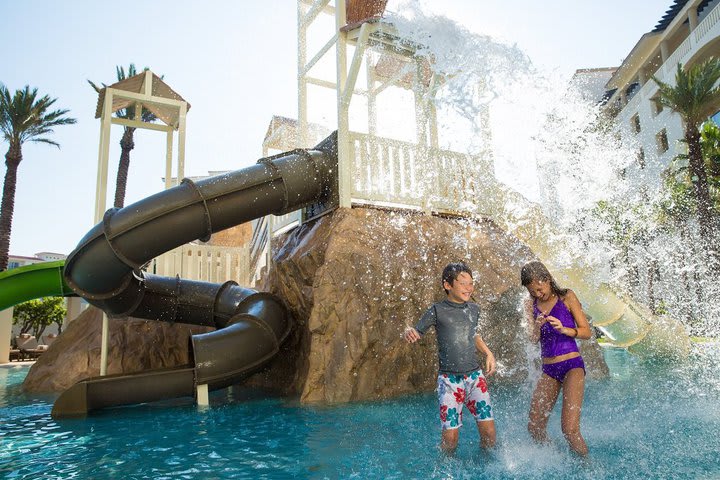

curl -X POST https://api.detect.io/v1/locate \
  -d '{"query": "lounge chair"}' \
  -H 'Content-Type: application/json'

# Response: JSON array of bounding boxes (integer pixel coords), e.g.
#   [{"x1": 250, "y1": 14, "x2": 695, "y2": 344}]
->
[{"x1": 16, "y1": 334, "x2": 46, "y2": 360}]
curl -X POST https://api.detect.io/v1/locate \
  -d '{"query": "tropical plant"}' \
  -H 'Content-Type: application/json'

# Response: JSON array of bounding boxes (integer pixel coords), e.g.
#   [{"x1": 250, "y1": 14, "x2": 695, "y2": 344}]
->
[
  {"x1": 699, "y1": 121, "x2": 720, "y2": 188},
  {"x1": 88, "y1": 64, "x2": 161, "y2": 208},
  {"x1": 13, "y1": 296, "x2": 66, "y2": 339},
  {"x1": 0, "y1": 84, "x2": 76, "y2": 270},
  {"x1": 652, "y1": 58, "x2": 720, "y2": 240}
]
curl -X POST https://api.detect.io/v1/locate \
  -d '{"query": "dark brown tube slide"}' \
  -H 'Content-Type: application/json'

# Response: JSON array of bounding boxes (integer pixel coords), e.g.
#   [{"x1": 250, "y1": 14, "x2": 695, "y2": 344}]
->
[{"x1": 52, "y1": 133, "x2": 337, "y2": 418}]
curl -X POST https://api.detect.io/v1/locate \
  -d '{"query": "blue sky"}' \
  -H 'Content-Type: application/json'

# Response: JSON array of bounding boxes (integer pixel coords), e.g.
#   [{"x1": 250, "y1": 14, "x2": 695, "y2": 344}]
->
[{"x1": 1, "y1": 0, "x2": 671, "y2": 257}]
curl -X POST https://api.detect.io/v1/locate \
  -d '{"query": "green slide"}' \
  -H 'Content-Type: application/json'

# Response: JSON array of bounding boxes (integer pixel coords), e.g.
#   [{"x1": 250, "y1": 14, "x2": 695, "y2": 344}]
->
[{"x1": 0, "y1": 260, "x2": 75, "y2": 311}]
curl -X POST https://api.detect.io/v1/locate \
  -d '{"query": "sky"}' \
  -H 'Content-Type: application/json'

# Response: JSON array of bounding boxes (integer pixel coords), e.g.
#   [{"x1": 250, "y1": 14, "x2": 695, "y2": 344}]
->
[{"x1": 0, "y1": 0, "x2": 672, "y2": 257}]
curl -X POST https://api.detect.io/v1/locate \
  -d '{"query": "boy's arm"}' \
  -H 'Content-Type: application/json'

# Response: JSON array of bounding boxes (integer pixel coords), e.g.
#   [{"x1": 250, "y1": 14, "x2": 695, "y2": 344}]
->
[
  {"x1": 474, "y1": 335, "x2": 496, "y2": 376},
  {"x1": 404, "y1": 305, "x2": 436, "y2": 344}
]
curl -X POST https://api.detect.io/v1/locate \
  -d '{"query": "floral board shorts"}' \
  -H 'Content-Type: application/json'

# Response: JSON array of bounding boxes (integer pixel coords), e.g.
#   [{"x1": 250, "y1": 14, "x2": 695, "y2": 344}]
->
[{"x1": 437, "y1": 370, "x2": 493, "y2": 430}]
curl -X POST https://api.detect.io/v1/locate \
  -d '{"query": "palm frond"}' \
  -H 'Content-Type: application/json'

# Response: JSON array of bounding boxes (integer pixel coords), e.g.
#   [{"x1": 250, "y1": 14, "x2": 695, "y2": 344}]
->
[{"x1": 0, "y1": 84, "x2": 76, "y2": 150}]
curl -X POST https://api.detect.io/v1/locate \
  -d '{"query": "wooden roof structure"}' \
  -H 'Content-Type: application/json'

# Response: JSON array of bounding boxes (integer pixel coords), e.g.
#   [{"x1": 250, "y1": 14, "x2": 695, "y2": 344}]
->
[{"x1": 94, "y1": 71, "x2": 191, "y2": 129}]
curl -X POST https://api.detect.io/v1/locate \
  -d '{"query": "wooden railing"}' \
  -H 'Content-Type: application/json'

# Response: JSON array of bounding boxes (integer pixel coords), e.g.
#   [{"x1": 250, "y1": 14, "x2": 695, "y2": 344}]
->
[
  {"x1": 246, "y1": 132, "x2": 495, "y2": 282},
  {"x1": 694, "y1": 2, "x2": 720, "y2": 43},
  {"x1": 349, "y1": 132, "x2": 492, "y2": 213},
  {"x1": 152, "y1": 243, "x2": 251, "y2": 285}
]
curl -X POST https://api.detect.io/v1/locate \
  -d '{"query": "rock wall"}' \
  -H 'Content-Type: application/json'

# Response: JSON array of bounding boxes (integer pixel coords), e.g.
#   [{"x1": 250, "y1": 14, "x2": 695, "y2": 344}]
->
[
  {"x1": 23, "y1": 306, "x2": 211, "y2": 393},
  {"x1": 24, "y1": 206, "x2": 608, "y2": 400},
  {"x1": 250, "y1": 207, "x2": 608, "y2": 403}
]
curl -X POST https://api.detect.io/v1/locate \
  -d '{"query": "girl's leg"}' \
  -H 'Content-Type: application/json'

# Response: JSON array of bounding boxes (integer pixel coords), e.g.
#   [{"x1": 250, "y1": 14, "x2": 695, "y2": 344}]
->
[
  {"x1": 528, "y1": 374, "x2": 561, "y2": 443},
  {"x1": 561, "y1": 368, "x2": 588, "y2": 456}
]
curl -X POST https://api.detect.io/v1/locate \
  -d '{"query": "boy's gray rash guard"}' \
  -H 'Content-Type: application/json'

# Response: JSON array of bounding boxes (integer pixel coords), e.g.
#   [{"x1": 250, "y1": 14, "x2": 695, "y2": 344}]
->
[{"x1": 415, "y1": 299, "x2": 483, "y2": 375}]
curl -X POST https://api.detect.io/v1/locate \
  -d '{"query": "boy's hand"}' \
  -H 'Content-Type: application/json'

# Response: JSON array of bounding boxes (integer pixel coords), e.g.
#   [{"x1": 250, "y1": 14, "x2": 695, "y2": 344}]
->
[
  {"x1": 404, "y1": 327, "x2": 421, "y2": 343},
  {"x1": 485, "y1": 352, "x2": 497, "y2": 376}
]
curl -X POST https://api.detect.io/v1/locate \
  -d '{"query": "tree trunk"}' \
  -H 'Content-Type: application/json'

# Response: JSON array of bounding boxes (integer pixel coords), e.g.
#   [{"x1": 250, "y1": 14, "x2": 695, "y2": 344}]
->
[
  {"x1": 0, "y1": 145, "x2": 22, "y2": 271},
  {"x1": 114, "y1": 127, "x2": 135, "y2": 208},
  {"x1": 686, "y1": 128, "x2": 715, "y2": 239}
]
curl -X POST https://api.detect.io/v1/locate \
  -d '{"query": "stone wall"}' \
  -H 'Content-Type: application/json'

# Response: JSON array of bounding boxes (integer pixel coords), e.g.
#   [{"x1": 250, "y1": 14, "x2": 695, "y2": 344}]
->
[
  {"x1": 249, "y1": 207, "x2": 608, "y2": 403},
  {"x1": 23, "y1": 307, "x2": 211, "y2": 393}
]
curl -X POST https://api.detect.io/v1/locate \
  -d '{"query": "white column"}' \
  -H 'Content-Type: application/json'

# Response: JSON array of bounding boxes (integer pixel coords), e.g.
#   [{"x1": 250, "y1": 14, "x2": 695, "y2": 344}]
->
[
  {"x1": 96, "y1": 90, "x2": 114, "y2": 377},
  {"x1": 64, "y1": 297, "x2": 83, "y2": 327},
  {"x1": 336, "y1": 0, "x2": 350, "y2": 208},
  {"x1": 414, "y1": 60, "x2": 428, "y2": 146},
  {"x1": 689, "y1": 7, "x2": 699, "y2": 31},
  {"x1": 660, "y1": 41, "x2": 669, "y2": 62},
  {"x1": 196, "y1": 383, "x2": 209, "y2": 406},
  {"x1": 366, "y1": 50, "x2": 377, "y2": 136},
  {"x1": 165, "y1": 130, "x2": 174, "y2": 190},
  {"x1": 95, "y1": 90, "x2": 113, "y2": 222},
  {"x1": 177, "y1": 103, "x2": 188, "y2": 185},
  {"x1": 0, "y1": 307, "x2": 13, "y2": 364},
  {"x1": 298, "y1": 1, "x2": 308, "y2": 148}
]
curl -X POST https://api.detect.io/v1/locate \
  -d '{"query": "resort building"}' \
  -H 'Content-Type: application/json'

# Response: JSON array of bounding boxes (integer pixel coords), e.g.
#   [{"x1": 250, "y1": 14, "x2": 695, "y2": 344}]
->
[
  {"x1": 7, "y1": 252, "x2": 66, "y2": 270},
  {"x1": 601, "y1": 0, "x2": 720, "y2": 171}
]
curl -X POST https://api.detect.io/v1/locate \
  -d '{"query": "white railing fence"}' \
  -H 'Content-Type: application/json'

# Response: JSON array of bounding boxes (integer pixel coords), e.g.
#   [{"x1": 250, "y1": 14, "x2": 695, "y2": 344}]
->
[
  {"x1": 152, "y1": 243, "x2": 252, "y2": 286},
  {"x1": 246, "y1": 132, "x2": 496, "y2": 283},
  {"x1": 349, "y1": 132, "x2": 493, "y2": 214}
]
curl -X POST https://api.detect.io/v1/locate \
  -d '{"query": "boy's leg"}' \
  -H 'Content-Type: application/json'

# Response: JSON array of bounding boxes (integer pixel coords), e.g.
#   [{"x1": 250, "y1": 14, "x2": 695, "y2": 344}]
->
[
  {"x1": 528, "y1": 374, "x2": 561, "y2": 443},
  {"x1": 441, "y1": 428, "x2": 459, "y2": 454},
  {"x1": 437, "y1": 374, "x2": 463, "y2": 454},
  {"x1": 476, "y1": 420, "x2": 496, "y2": 449},
  {"x1": 466, "y1": 371, "x2": 495, "y2": 449},
  {"x1": 561, "y1": 368, "x2": 588, "y2": 456}
]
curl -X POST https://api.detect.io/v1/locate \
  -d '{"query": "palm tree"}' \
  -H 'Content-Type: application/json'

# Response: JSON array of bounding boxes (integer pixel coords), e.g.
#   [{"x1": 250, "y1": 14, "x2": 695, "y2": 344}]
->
[
  {"x1": 653, "y1": 58, "x2": 720, "y2": 240},
  {"x1": 88, "y1": 64, "x2": 161, "y2": 208},
  {"x1": 0, "y1": 84, "x2": 76, "y2": 270}
]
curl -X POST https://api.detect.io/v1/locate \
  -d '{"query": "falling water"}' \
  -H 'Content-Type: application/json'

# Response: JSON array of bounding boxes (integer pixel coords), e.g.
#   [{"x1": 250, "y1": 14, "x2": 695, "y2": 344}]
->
[{"x1": 387, "y1": 2, "x2": 720, "y2": 336}]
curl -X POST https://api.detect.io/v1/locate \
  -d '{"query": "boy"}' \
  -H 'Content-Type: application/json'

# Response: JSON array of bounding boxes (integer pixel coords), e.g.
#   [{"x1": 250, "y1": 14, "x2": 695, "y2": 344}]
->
[{"x1": 404, "y1": 262, "x2": 497, "y2": 453}]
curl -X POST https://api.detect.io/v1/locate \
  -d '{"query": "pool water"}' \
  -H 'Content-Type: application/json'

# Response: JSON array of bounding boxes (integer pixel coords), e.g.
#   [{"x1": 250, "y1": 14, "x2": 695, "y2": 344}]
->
[{"x1": 1, "y1": 346, "x2": 719, "y2": 479}]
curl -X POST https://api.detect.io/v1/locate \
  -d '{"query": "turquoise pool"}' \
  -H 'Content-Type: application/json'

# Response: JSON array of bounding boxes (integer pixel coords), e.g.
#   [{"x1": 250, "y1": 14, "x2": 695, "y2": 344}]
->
[{"x1": 1, "y1": 346, "x2": 719, "y2": 479}]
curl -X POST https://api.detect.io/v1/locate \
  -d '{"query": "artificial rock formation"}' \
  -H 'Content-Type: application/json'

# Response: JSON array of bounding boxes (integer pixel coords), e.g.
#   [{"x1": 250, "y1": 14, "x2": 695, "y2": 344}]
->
[
  {"x1": 252, "y1": 207, "x2": 608, "y2": 403},
  {"x1": 23, "y1": 306, "x2": 210, "y2": 393},
  {"x1": 24, "y1": 206, "x2": 608, "y2": 400}
]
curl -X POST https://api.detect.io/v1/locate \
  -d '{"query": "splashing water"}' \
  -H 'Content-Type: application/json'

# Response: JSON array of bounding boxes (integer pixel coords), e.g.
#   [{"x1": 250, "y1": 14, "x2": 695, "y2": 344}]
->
[
  {"x1": 386, "y1": 2, "x2": 720, "y2": 334},
  {"x1": 3, "y1": 348, "x2": 720, "y2": 479}
]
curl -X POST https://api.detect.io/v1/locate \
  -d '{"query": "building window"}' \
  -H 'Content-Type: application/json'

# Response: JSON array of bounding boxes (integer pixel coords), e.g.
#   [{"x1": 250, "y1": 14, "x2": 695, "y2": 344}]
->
[
  {"x1": 626, "y1": 82, "x2": 640, "y2": 101},
  {"x1": 631, "y1": 114, "x2": 641, "y2": 134},
  {"x1": 656, "y1": 129, "x2": 669, "y2": 153},
  {"x1": 637, "y1": 148, "x2": 646, "y2": 169},
  {"x1": 651, "y1": 95, "x2": 663, "y2": 115}
]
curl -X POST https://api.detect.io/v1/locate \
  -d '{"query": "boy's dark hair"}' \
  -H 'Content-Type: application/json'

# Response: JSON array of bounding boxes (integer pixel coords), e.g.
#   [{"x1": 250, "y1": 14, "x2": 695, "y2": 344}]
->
[
  {"x1": 520, "y1": 261, "x2": 568, "y2": 297},
  {"x1": 442, "y1": 262, "x2": 473, "y2": 294}
]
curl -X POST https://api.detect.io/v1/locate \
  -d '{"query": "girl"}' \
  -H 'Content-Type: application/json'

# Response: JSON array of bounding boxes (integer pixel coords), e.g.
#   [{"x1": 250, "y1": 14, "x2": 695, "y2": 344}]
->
[{"x1": 520, "y1": 261, "x2": 591, "y2": 456}]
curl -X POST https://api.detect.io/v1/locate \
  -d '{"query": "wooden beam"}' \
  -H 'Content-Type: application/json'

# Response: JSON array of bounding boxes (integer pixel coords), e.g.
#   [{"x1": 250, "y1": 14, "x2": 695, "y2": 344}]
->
[{"x1": 111, "y1": 117, "x2": 174, "y2": 132}]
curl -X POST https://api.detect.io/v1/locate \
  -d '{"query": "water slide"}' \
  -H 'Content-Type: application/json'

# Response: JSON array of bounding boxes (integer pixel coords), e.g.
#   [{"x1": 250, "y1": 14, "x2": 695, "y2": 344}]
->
[
  {"x1": 481, "y1": 188, "x2": 691, "y2": 358},
  {"x1": 0, "y1": 260, "x2": 74, "y2": 311},
  {"x1": 51, "y1": 133, "x2": 338, "y2": 418}
]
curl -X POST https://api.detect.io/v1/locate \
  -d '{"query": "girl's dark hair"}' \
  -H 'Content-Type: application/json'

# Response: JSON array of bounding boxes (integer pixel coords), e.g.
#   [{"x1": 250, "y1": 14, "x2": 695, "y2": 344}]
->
[
  {"x1": 442, "y1": 262, "x2": 472, "y2": 294},
  {"x1": 520, "y1": 261, "x2": 568, "y2": 297}
]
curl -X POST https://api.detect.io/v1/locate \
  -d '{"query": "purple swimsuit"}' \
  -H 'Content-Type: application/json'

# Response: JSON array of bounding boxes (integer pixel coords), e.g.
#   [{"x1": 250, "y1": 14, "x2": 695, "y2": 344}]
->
[{"x1": 533, "y1": 297, "x2": 585, "y2": 382}]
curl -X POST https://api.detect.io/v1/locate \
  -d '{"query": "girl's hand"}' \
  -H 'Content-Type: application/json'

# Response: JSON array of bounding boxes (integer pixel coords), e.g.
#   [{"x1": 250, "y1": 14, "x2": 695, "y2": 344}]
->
[
  {"x1": 534, "y1": 315, "x2": 548, "y2": 326},
  {"x1": 546, "y1": 315, "x2": 564, "y2": 332}
]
